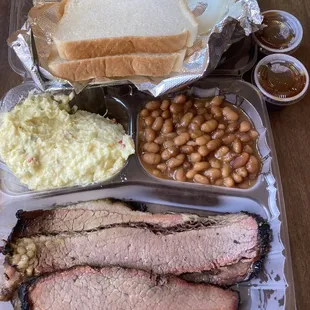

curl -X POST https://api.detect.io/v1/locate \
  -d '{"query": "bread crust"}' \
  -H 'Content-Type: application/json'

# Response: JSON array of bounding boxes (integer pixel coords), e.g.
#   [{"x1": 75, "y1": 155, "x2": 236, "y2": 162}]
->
[
  {"x1": 53, "y1": 0, "x2": 198, "y2": 59},
  {"x1": 54, "y1": 32, "x2": 189, "y2": 60},
  {"x1": 48, "y1": 52, "x2": 185, "y2": 81}
]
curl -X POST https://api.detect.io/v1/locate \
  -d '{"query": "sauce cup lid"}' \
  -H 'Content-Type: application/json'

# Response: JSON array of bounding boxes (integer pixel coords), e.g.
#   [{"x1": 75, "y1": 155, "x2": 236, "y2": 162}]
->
[
  {"x1": 254, "y1": 54, "x2": 309, "y2": 105},
  {"x1": 253, "y1": 10, "x2": 303, "y2": 55}
]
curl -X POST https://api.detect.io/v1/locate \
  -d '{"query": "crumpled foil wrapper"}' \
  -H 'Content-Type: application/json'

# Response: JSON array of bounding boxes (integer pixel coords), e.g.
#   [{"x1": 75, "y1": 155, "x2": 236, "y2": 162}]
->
[{"x1": 8, "y1": 0, "x2": 262, "y2": 96}]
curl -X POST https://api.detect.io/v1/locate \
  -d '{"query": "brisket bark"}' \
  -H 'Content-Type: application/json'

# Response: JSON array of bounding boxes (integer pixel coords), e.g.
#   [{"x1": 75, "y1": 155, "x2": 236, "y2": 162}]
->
[
  {"x1": 11, "y1": 200, "x2": 201, "y2": 239},
  {"x1": 17, "y1": 266, "x2": 240, "y2": 310}
]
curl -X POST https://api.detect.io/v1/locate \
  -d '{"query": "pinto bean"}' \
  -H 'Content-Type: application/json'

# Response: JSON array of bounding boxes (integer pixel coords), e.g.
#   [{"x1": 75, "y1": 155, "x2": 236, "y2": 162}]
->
[
  {"x1": 173, "y1": 94, "x2": 187, "y2": 104},
  {"x1": 222, "y1": 164, "x2": 231, "y2": 178},
  {"x1": 157, "y1": 163, "x2": 167, "y2": 172},
  {"x1": 154, "y1": 136, "x2": 165, "y2": 145},
  {"x1": 194, "y1": 100, "x2": 205, "y2": 109},
  {"x1": 146, "y1": 101, "x2": 161, "y2": 110},
  {"x1": 145, "y1": 128, "x2": 156, "y2": 142},
  {"x1": 160, "y1": 99, "x2": 170, "y2": 110},
  {"x1": 212, "y1": 130, "x2": 225, "y2": 139},
  {"x1": 184, "y1": 100, "x2": 193, "y2": 113},
  {"x1": 239, "y1": 121, "x2": 251, "y2": 132},
  {"x1": 197, "y1": 108, "x2": 208, "y2": 115},
  {"x1": 186, "y1": 169, "x2": 196, "y2": 179},
  {"x1": 214, "y1": 146, "x2": 229, "y2": 159},
  {"x1": 194, "y1": 174, "x2": 210, "y2": 185},
  {"x1": 235, "y1": 167, "x2": 248, "y2": 178},
  {"x1": 193, "y1": 162, "x2": 210, "y2": 172},
  {"x1": 222, "y1": 134, "x2": 236, "y2": 145},
  {"x1": 170, "y1": 103, "x2": 184, "y2": 114},
  {"x1": 161, "y1": 119, "x2": 173, "y2": 134},
  {"x1": 152, "y1": 169, "x2": 161, "y2": 177},
  {"x1": 192, "y1": 115, "x2": 205, "y2": 125},
  {"x1": 223, "y1": 107, "x2": 239, "y2": 121},
  {"x1": 143, "y1": 143, "x2": 160, "y2": 153},
  {"x1": 190, "y1": 153, "x2": 202, "y2": 163},
  {"x1": 167, "y1": 157, "x2": 184, "y2": 168},
  {"x1": 204, "y1": 168, "x2": 221, "y2": 182},
  {"x1": 207, "y1": 139, "x2": 221, "y2": 151},
  {"x1": 151, "y1": 110, "x2": 161, "y2": 118},
  {"x1": 174, "y1": 168, "x2": 186, "y2": 182},
  {"x1": 161, "y1": 146, "x2": 179, "y2": 160},
  {"x1": 144, "y1": 116, "x2": 154, "y2": 127},
  {"x1": 209, "y1": 158, "x2": 222, "y2": 169},
  {"x1": 174, "y1": 133, "x2": 190, "y2": 146},
  {"x1": 140, "y1": 109, "x2": 149, "y2": 118},
  {"x1": 210, "y1": 106, "x2": 222, "y2": 118},
  {"x1": 179, "y1": 112, "x2": 194, "y2": 127},
  {"x1": 196, "y1": 135, "x2": 211, "y2": 146},
  {"x1": 237, "y1": 133, "x2": 251, "y2": 143},
  {"x1": 243, "y1": 144, "x2": 253, "y2": 154},
  {"x1": 180, "y1": 145, "x2": 194, "y2": 154},
  {"x1": 218, "y1": 124, "x2": 226, "y2": 130},
  {"x1": 152, "y1": 117, "x2": 164, "y2": 131},
  {"x1": 246, "y1": 155, "x2": 260, "y2": 174},
  {"x1": 226, "y1": 122, "x2": 239, "y2": 133},
  {"x1": 230, "y1": 152, "x2": 250, "y2": 169},
  {"x1": 210, "y1": 96, "x2": 224, "y2": 106},
  {"x1": 232, "y1": 172, "x2": 243, "y2": 183},
  {"x1": 163, "y1": 140, "x2": 174, "y2": 149},
  {"x1": 189, "y1": 122, "x2": 200, "y2": 131},
  {"x1": 224, "y1": 177, "x2": 235, "y2": 188},
  {"x1": 232, "y1": 139, "x2": 242, "y2": 154},
  {"x1": 190, "y1": 130, "x2": 204, "y2": 139},
  {"x1": 142, "y1": 153, "x2": 161, "y2": 165},
  {"x1": 249, "y1": 130, "x2": 259, "y2": 140},
  {"x1": 176, "y1": 127, "x2": 187, "y2": 135},
  {"x1": 198, "y1": 146, "x2": 210, "y2": 157},
  {"x1": 161, "y1": 110, "x2": 171, "y2": 119},
  {"x1": 201, "y1": 120, "x2": 218, "y2": 133}
]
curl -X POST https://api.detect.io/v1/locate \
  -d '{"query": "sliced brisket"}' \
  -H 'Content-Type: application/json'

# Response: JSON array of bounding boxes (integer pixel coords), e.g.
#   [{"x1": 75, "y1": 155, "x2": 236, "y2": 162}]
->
[
  {"x1": 8, "y1": 213, "x2": 266, "y2": 276},
  {"x1": 18, "y1": 266, "x2": 240, "y2": 310},
  {"x1": 11, "y1": 200, "x2": 200, "y2": 239}
]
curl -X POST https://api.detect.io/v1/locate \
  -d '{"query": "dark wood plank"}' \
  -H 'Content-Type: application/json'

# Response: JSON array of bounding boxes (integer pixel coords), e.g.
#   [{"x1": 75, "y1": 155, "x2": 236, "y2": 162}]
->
[
  {"x1": 259, "y1": 1, "x2": 310, "y2": 309},
  {"x1": 0, "y1": 1, "x2": 309, "y2": 309}
]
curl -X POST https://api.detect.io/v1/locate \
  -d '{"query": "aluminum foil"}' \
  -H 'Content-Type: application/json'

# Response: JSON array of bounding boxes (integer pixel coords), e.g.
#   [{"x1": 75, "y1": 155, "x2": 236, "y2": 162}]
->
[{"x1": 7, "y1": 0, "x2": 262, "y2": 96}]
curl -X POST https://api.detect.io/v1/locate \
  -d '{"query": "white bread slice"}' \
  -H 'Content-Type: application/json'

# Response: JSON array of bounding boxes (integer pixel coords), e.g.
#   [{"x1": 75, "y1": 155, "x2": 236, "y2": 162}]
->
[
  {"x1": 48, "y1": 49, "x2": 186, "y2": 81},
  {"x1": 54, "y1": 0, "x2": 198, "y2": 60}
]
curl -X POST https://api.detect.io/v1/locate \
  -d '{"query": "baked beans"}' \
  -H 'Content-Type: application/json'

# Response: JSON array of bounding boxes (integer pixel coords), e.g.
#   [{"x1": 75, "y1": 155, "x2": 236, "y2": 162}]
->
[{"x1": 139, "y1": 94, "x2": 261, "y2": 189}]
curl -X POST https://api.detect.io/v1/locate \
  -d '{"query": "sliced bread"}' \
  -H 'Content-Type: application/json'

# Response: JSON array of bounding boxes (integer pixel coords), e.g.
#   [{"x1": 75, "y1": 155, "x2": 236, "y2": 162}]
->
[
  {"x1": 54, "y1": 0, "x2": 198, "y2": 60},
  {"x1": 48, "y1": 49, "x2": 186, "y2": 81}
]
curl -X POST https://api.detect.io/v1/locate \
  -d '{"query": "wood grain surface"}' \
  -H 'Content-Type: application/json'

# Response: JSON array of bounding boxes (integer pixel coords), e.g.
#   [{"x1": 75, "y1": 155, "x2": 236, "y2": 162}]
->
[{"x1": 0, "y1": 1, "x2": 309, "y2": 309}]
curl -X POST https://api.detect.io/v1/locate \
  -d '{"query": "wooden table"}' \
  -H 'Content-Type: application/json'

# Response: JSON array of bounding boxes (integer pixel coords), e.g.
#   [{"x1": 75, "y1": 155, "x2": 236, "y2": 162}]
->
[{"x1": 0, "y1": 1, "x2": 309, "y2": 309}]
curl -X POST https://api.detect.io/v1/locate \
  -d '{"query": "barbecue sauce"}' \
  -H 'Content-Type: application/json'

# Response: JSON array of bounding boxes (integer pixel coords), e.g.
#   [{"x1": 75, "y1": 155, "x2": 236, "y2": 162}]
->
[
  {"x1": 256, "y1": 12, "x2": 296, "y2": 50},
  {"x1": 257, "y1": 60, "x2": 306, "y2": 99}
]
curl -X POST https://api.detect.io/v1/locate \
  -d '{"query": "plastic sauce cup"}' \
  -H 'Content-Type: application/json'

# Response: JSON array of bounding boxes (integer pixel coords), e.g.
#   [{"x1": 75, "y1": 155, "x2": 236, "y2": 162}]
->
[
  {"x1": 253, "y1": 10, "x2": 303, "y2": 55},
  {"x1": 254, "y1": 54, "x2": 309, "y2": 106}
]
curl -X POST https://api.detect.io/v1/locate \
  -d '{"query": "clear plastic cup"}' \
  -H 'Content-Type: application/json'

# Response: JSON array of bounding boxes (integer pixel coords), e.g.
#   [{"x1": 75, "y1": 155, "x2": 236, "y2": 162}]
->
[
  {"x1": 253, "y1": 10, "x2": 303, "y2": 55},
  {"x1": 254, "y1": 54, "x2": 309, "y2": 106}
]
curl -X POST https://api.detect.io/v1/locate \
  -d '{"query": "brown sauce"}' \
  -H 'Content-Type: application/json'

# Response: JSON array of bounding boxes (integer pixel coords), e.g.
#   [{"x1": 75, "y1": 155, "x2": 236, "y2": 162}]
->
[
  {"x1": 256, "y1": 12, "x2": 296, "y2": 50},
  {"x1": 257, "y1": 61, "x2": 306, "y2": 98}
]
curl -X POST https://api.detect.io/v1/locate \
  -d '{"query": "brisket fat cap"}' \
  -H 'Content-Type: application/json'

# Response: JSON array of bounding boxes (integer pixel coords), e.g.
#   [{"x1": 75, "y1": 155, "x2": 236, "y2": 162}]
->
[{"x1": 17, "y1": 266, "x2": 240, "y2": 310}]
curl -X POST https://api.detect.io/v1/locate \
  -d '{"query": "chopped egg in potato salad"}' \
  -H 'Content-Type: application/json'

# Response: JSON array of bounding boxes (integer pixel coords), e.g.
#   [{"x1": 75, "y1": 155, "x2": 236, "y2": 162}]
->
[{"x1": 0, "y1": 92, "x2": 135, "y2": 190}]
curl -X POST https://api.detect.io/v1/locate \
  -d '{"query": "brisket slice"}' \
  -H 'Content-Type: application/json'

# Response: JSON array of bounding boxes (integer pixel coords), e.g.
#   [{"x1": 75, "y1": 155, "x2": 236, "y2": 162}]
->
[
  {"x1": 17, "y1": 266, "x2": 240, "y2": 310},
  {"x1": 10, "y1": 213, "x2": 266, "y2": 275},
  {"x1": 11, "y1": 200, "x2": 200, "y2": 239}
]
